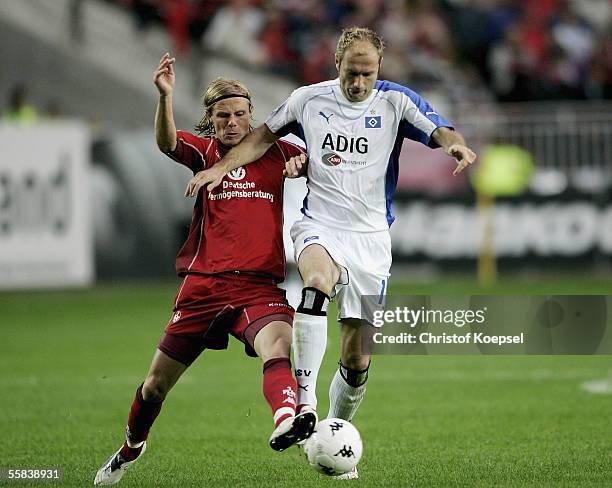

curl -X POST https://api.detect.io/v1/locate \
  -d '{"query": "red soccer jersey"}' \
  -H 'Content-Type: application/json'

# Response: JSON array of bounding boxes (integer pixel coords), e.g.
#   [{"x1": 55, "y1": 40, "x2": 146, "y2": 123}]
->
[{"x1": 166, "y1": 130, "x2": 303, "y2": 282}]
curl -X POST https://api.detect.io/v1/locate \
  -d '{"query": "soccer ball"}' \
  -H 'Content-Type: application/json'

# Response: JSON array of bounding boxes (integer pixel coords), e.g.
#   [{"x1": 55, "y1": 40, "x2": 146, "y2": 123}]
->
[{"x1": 304, "y1": 418, "x2": 363, "y2": 476}]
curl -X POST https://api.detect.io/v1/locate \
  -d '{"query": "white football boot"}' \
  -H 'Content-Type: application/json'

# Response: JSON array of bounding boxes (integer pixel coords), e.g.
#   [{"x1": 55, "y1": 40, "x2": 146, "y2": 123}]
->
[
  {"x1": 93, "y1": 442, "x2": 146, "y2": 486},
  {"x1": 333, "y1": 466, "x2": 359, "y2": 480},
  {"x1": 269, "y1": 407, "x2": 318, "y2": 451}
]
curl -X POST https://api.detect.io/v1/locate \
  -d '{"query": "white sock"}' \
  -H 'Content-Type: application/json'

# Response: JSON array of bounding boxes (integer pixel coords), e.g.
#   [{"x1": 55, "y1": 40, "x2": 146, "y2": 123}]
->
[
  {"x1": 292, "y1": 311, "x2": 327, "y2": 409},
  {"x1": 327, "y1": 367, "x2": 367, "y2": 421}
]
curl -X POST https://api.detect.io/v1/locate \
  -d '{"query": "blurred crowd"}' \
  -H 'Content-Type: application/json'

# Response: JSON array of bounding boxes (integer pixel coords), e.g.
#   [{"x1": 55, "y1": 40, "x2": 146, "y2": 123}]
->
[
  {"x1": 105, "y1": 0, "x2": 612, "y2": 103},
  {"x1": 0, "y1": 84, "x2": 66, "y2": 125},
  {"x1": 96, "y1": 0, "x2": 612, "y2": 102}
]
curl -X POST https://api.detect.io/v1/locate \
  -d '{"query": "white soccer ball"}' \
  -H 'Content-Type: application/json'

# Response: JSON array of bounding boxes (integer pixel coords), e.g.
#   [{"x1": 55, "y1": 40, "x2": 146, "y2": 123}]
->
[{"x1": 304, "y1": 418, "x2": 363, "y2": 476}]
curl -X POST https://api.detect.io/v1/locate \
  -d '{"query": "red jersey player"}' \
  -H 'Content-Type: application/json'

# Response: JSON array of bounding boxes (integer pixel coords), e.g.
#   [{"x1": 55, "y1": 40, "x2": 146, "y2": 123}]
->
[{"x1": 94, "y1": 53, "x2": 315, "y2": 486}]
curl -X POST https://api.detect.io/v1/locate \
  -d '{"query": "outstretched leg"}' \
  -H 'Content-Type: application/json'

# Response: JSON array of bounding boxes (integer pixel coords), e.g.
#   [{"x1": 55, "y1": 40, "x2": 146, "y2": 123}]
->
[
  {"x1": 254, "y1": 320, "x2": 316, "y2": 451},
  {"x1": 94, "y1": 347, "x2": 187, "y2": 486},
  {"x1": 127, "y1": 349, "x2": 187, "y2": 446},
  {"x1": 292, "y1": 244, "x2": 339, "y2": 413}
]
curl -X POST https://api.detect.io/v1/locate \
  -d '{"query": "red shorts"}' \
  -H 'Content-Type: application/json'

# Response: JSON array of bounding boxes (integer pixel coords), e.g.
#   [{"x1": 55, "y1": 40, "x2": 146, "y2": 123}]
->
[{"x1": 158, "y1": 273, "x2": 294, "y2": 366}]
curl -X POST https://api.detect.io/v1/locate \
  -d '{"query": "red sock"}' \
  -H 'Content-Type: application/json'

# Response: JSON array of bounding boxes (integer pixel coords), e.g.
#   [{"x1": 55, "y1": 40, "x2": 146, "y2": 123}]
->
[
  {"x1": 263, "y1": 358, "x2": 297, "y2": 427},
  {"x1": 124, "y1": 384, "x2": 163, "y2": 446},
  {"x1": 119, "y1": 441, "x2": 144, "y2": 461}
]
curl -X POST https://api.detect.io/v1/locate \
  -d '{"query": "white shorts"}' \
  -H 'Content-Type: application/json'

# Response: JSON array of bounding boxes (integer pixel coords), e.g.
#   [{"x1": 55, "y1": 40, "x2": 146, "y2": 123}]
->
[{"x1": 291, "y1": 218, "x2": 391, "y2": 322}]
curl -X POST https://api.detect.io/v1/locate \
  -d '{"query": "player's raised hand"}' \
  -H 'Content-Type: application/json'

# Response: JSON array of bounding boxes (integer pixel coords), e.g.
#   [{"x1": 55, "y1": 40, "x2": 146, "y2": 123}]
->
[
  {"x1": 154, "y1": 53, "x2": 176, "y2": 96},
  {"x1": 283, "y1": 153, "x2": 308, "y2": 178},
  {"x1": 184, "y1": 166, "x2": 226, "y2": 197},
  {"x1": 448, "y1": 144, "x2": 477, "y2": 175}
]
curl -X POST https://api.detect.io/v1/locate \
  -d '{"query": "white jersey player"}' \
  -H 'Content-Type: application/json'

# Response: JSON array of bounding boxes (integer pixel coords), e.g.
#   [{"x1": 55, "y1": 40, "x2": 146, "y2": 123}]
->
[
  {"x1": 267, "y1": 78, "x2": 454, "y2": 232},
  {"x1": 185, "y1": 27, "x2": 476, "y2": 479}
]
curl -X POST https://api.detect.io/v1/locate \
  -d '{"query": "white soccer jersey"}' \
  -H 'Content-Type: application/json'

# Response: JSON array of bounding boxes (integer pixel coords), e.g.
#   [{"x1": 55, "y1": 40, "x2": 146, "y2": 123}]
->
[{"x1": 266, "y1": 79, "x2": 454, "y2": 232}]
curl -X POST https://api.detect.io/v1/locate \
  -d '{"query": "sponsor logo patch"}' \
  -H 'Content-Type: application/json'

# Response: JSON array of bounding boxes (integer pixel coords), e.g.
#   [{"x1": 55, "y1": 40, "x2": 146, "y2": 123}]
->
[
  {"x1": 227, "y1": 167, "x2": 246, "y2": 180},
  {"x1": 318, "y1": 111, "x2": 333, "y2": 124},
  {"x1": 322, "y1": 152, "x2": 343, "y2": 166},
  {"x1": 282, "y1": 386, "x2": 296, "y2": 398}
]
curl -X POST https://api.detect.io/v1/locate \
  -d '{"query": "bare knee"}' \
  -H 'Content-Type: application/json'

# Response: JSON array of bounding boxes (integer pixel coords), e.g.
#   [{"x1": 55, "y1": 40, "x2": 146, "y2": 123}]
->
[
  {"x1": 303, "y1": 271, "x2": 334, "y2": 296},
  {"x1": 341, "y1": 351, "x2": 370, "y2": 371},
  {"x1": 254, "y1": 321, "x2": 292, "y2": 363},
  {"x1": 259, "y1": 334, "x2": 291, "y2": 363},
  {"x1": 298, "y1": 246, "x2": 339, "y2": 296},
  {"x1": 142, "y1": 375, "x2": 171, "y2": 402}
]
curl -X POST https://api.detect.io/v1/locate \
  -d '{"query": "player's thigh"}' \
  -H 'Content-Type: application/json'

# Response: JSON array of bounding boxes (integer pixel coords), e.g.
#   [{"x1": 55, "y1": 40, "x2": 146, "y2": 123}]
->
[
  {"x1": 339, "y1": 318, "x2": 371, "y2": 370},
  {"x1": 253, "y1": 320, "x2": 292, "y2": 363},
  {"x1": 297, "y1": 243, "x2": 341, "y2": 296},
  {"x1": 143, "y1": 348, "x2": 188, "y2": 401}
]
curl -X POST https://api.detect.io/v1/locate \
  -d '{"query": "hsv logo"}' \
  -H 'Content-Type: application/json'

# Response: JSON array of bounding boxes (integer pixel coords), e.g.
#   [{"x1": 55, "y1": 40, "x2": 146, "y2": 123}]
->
[
  {"x1": 227, "y1": 167, "x2": 246, "y2": 180},
  {"x1": 322, "y1": 152, "x2": 343, "y2": 166},
  {"x1": 365, "y1": 115, "x2": 381, "y2": 129},
  {"x1": 172, "y1": 311, "x2": 181, "y2": 323},
  {"x1": 318, "y1": 111, "x2": 333, "y2": 124}
]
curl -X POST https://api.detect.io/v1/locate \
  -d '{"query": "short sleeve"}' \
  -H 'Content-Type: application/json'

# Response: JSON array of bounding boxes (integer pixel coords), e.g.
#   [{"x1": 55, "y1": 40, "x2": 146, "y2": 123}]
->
[
  {"x1": 165, "y1": 130, "x2": 212, "y2": 172},
  {"x1": 276, "y1": 139, "x2": 306, "y2": 164},
  {"x1": 398, "y1": 87, "x2": 454, "y2": 148},
  {"x1": 265, "y1": 89, "x2": 302, "y2": 136},
  {"x1": 372, "y1": 80, "x2": 452, "y2": 150}
]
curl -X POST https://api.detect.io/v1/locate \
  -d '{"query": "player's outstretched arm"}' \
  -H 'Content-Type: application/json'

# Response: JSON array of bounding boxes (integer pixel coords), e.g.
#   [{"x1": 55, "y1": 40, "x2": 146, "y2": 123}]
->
[
  {"x1": 432, "y1": 127, "x2": 477, "y2": 175},
  {"x1": 184, "y1": 124, "x2": 279, "y2": 197},
  {"x1": 154, "y1": 53, "x2": 177, "y2": 153},
  {"x1": 284, "y1": 153, "x2": 308, "y2": 178}
]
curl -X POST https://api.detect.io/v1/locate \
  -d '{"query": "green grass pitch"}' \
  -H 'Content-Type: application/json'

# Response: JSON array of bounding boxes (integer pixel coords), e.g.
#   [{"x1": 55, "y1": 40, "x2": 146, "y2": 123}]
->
[{"x1": 1, "y1": 278, "x2": 612, "y2": 487}]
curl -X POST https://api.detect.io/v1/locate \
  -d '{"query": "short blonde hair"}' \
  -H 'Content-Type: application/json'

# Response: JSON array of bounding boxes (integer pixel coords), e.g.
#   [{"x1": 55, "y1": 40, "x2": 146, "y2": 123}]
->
[
  {"x1": 336, "y1": 27, "x2": 385, "y2": 65},
  {"x1": 195, "y1": 78, "x2": 254, "y2": 135}
]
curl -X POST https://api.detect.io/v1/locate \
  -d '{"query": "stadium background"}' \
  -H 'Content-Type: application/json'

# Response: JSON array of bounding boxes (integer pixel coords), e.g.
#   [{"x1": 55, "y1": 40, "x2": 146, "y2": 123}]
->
[{"x1": 1, "y1": 0, "x2": 611, "y2": 486}]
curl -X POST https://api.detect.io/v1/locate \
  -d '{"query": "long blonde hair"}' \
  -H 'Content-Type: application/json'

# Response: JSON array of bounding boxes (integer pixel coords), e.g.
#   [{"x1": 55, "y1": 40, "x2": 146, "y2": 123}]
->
[{"x1": 194, "y1": 78, "x2": 254, "y2": 135}]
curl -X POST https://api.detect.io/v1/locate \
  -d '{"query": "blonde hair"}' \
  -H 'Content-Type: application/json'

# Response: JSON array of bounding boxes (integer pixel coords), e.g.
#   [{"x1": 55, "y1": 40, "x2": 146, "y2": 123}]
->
[
  {"x1": 194, "y1": 78, "x2": 254, "y2": 135},
  {"x1": 336, "y1": 26, "x2": 385, "y2": 64}
]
